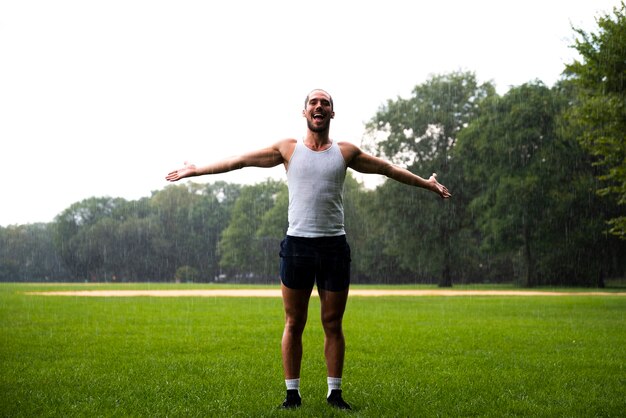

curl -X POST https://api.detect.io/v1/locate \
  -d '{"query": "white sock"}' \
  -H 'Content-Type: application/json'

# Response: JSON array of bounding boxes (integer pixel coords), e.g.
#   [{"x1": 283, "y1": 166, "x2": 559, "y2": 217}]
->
[
  {"x1": 327, "y1": 377, "x2": 342, "y2": 397},
  {"x1": 285, "y1": 378, "x2": 300, "y2": 396}
]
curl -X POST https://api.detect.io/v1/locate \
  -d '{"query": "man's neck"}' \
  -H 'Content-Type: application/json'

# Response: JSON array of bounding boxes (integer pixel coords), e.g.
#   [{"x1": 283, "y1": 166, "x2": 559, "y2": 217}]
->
[{"x1": 304, "y1": 130, "x2": 332, "y2": 151}]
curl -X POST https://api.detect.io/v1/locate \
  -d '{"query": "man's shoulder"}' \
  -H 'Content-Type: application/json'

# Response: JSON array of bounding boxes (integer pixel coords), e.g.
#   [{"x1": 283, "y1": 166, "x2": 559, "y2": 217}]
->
[
  {"x1": 274, "y1": 138, "x2": 298, "y2": 161},
  {"x1": 275, "y1": 138, "x2": 298, "y2": 147},
  {"x1": 337, "y1": 140, "x2": 358, "y2": 149},
  {"x1": 337, "y1": 141, "x2": 362, "y2": 158}
]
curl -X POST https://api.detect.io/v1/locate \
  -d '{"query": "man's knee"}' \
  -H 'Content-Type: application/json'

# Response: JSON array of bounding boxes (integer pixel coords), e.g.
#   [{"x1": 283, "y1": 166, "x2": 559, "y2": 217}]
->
[
  {"x1": 285, "y1": 311, "x2": 308, "y2": 335},
  {"x1": 321, "y1": 312, "x2": 343, "y2": 335}
]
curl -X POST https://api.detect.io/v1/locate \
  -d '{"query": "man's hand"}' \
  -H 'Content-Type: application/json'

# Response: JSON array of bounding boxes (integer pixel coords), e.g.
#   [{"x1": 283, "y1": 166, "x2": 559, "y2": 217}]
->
[
  {"x1": 428, "y1": 173, "x2": 452, "y2": 199},
  {"x1": 165, "y1": 162, "x2": 196, "y2": 182}
]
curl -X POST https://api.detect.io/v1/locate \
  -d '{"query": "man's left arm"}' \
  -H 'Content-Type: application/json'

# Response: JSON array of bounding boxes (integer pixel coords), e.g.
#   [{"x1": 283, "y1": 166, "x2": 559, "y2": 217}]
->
[{"x1": 342, "y1": 142, "x2": 451, "y2": 199}]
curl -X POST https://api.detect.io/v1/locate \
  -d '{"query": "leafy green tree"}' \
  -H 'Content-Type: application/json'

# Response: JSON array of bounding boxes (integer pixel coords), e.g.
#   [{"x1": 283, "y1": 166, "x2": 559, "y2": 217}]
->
[
  {"x1": 564, "y1": 2, "x2": 626, "y2": 239},
  {"x1": 363, "y1": 71, "x2": 495, "y2": 166},
  {"x1": 218, "y1": 179, "x2": 285, "y2": 281},
  {"x1": 255, "y1": 182, "x2": 288, "y2": 279},
  {"x1": 0, "y1": 224, "x2": 68, "y2": 281},
  {"x1": 256, "y1": 182, "x2": 288, "y2": 239},
  {"x1": 53, "y1": 197, "x2": 127, "y2": 280},
  {"x1": 49, "y1": 183, "x2": 234, "y2": 282},
  {"x1": 201, "y1": 181, "x2": 242, "y2": 214},
  {"x1": 458, "y1": 83, "x2": 562, "y2": 286},
  {"x1": 0, "y1": 257, "x2": 19, "y2": 281},
  {"x1": 455, "y1": 82, "x2": 623, "y2": 286},
  {"x1": 363, "y1": 71, "x2": 495, "y2": 285},
  {"x1": 113, "y1": 216, "x2": 159, "y2": 281},
  {"x1": 150, "y1": 183, "x2": 228, "y2": 281},
  {"x1": 343, "y1": 173, "x2": 412, "y2": 283},
  {"x1": 74, "y1": 217, "x2": 118, "y2": 280}
]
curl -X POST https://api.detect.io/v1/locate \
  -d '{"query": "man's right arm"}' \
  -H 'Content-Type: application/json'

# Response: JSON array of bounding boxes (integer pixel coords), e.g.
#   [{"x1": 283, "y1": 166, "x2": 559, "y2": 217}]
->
[{"x1": 165, "y1": 140, "x2": 292, "y2": 182}]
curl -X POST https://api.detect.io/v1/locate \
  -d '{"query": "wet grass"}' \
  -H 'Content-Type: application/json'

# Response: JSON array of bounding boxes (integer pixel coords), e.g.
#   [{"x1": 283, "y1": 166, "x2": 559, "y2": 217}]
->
[{"x1": 1, "y1": 283, "x2": 625, "y2": 417}]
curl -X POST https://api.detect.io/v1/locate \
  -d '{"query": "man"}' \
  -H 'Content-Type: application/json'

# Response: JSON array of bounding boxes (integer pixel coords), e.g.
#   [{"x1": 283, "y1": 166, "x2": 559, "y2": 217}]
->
[{"x1": 166, "y1": 89, "x2": 451, "y2": 410}]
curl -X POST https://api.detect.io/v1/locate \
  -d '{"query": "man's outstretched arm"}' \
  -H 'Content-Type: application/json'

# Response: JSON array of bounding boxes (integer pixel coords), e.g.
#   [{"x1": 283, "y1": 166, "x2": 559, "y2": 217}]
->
[
  {"x1": 343, "y1": 142, "x2": 451, "y2": 198},
  {"x1": 165, "y1": 144, "x2": 285, "y2": 182}
]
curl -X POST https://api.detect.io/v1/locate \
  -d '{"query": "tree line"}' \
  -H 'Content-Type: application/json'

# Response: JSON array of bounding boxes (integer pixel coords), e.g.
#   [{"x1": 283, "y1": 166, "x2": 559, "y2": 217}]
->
[{"x1": 1, "y1": 5, "x2": 624, "y2": 286}]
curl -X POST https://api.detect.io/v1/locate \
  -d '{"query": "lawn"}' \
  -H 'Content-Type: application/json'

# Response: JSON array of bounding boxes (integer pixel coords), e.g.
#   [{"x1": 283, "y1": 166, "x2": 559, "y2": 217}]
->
[{"x1": 1, "y1": 283, "x2": 624, "y2": 417}]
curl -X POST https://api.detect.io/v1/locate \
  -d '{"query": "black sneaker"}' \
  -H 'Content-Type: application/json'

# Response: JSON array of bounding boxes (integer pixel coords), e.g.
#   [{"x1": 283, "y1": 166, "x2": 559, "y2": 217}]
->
[
  {"x1": 280, "y1": 389, "x2": 302, "y2": 409},
  {"x1": 327, "y1": 389, "x2": 351, "y2": 410}
]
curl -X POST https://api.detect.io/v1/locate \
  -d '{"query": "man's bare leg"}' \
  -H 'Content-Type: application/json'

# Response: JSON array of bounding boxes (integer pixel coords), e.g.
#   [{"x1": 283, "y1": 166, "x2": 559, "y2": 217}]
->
[
  {"x1": 281, "y1": 284, "x2": 313, "y2": 379},
  {"x1": 319, "y1": 287, "x2": 351, "y2": 409},
  {"x1": 280, "y1": 284, "x2": 312, "y2": 408},
  {"x1": 318, "y1": 288, "x2": 348, "y2": 377}
]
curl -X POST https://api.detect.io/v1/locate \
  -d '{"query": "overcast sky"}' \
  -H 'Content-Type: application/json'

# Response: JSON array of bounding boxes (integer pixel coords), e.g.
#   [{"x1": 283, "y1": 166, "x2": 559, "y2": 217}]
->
[{"x1": 0, "y1": 0, "x2": 620, "y2": 226}]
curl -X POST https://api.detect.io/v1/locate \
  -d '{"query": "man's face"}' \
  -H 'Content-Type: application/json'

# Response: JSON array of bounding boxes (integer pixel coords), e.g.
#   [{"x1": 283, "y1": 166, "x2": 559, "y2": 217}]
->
[{"x1": 303, "y1": 90, "x2": 334, "y2": 133}]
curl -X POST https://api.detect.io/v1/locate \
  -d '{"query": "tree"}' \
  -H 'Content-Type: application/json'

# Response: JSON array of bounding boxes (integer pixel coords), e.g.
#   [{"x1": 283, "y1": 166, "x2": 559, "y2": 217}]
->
[
  {"x1": 459, "y1": 83, "x2": 564, "y2": 286},
  {"x1": 455, "y1": 82, "x2": 623, "y2": 286},
  {"x1": 53, "y1": 197, "x2": 127, "y2": 280},
  {"x1": 255, "y1": 182, "x2": 288, "y2": 279},
  {"x1": 218, "y1": 179, "x2": 285, "y2": 281},
  {"x1": 564, "y1": 2, "x2": 626, "y2": 239},
  {"x1": 150, "y1": 183, "x2": 229, "y2": 281},
  {"x1": 0, "y1": 224, "x2": 68, "y2": 281},
  {"x1": 341, "y1": 173, "x2": 382, "y2": 282},
  {"x1": 363, "y1": 71, "x2": 496, "y2": 286},
  {"x1": 344, "y1": 173, "x2": 416, "y2": 283}
]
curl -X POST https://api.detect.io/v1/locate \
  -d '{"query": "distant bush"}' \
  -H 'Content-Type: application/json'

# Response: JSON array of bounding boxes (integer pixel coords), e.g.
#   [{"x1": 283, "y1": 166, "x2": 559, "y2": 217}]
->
[{"x1": 174, "y1": 265, "x2": 199, "y2": 283}]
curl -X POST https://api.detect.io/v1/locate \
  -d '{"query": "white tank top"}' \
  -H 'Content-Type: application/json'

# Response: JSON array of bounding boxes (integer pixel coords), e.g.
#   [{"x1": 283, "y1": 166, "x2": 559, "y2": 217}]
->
[{"x1": 286, "y1": 139, "x2": 347, "y2": 237}]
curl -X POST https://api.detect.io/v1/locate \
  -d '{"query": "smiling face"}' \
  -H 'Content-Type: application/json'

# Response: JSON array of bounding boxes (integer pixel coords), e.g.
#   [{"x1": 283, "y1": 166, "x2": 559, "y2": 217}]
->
[{"x1": 303, "y1": 89, "x2": 334, "y2": 133}]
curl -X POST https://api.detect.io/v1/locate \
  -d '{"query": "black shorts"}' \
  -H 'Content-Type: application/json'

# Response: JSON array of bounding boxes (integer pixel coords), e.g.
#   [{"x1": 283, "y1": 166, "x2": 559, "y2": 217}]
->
[{"x1": 279, "y1": 235, "x2": 351, "y2": 291}]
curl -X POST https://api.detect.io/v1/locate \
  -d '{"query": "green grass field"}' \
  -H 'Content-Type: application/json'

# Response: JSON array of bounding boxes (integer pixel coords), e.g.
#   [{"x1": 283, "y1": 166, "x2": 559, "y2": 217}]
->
[{"x1": 1, "y1": 283, "x2": 625, "y2": 417}]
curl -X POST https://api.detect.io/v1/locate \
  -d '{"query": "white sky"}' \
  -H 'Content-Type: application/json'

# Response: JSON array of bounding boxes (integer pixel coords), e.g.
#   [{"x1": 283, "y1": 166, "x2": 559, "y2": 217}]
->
[{"x1": 0, "y1": 0, "x2": 620, "y2": 226}]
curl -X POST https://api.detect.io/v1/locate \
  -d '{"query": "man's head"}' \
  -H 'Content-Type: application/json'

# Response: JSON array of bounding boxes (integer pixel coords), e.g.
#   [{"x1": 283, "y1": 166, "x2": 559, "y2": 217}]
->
[
  {"x1": 303, "y1": 89, "x2": 334, "y2": 133},
  {"x1": 304, "y1": 89, "x2": 333, "y2": 111}
]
